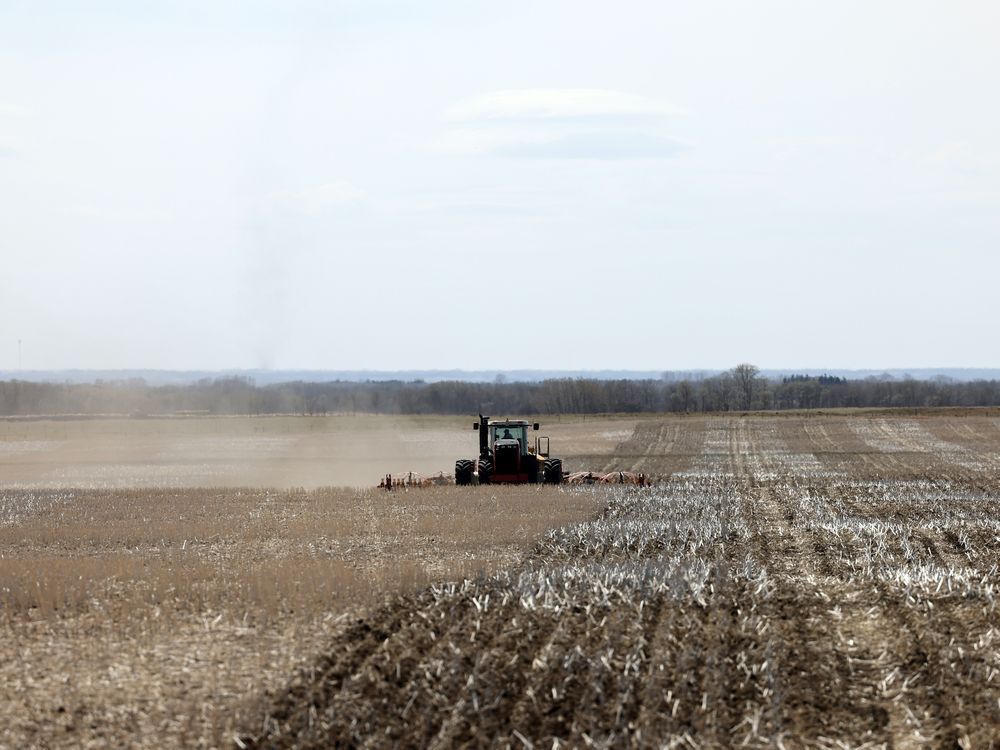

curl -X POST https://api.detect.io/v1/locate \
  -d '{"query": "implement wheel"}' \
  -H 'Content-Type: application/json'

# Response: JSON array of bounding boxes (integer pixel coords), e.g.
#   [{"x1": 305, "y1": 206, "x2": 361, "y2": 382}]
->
[
  {"x1": 455, "y1": 459, "x2": 474, "y2": 486},
  {"x1": 543, "y1": 458, "x2": 563, "y2": 485}
]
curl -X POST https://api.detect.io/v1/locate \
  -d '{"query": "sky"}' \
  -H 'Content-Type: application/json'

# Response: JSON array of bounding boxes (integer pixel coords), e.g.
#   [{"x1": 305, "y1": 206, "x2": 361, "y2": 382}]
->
[{"x1": 1, "y1": 1, "x2": 998, "y2": 371}]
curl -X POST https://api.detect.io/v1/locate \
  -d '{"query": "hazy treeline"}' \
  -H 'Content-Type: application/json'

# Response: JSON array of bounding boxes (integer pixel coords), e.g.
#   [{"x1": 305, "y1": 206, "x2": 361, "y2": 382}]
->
[{"x1": 2, "y1": 365, "x2": 1000, "y2": 416}]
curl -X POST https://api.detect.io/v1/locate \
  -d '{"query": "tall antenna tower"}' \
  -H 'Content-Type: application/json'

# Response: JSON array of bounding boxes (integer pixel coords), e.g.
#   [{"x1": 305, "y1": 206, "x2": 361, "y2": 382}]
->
[{"x1": 18, "y1": 339, "x2": 22, "y2": 370}]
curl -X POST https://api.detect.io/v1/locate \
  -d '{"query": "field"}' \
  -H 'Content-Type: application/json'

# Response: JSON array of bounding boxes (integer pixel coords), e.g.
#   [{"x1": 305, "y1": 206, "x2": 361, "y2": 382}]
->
[{"x1": 3, "y1": 412, "x2": 1000, "y2": 747}]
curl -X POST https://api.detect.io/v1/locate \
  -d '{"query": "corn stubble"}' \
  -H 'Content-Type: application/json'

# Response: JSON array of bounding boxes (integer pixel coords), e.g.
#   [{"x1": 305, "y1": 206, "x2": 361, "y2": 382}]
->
[{"x1": 247, "y1": 415, "x2": 1000, "y2": 748}]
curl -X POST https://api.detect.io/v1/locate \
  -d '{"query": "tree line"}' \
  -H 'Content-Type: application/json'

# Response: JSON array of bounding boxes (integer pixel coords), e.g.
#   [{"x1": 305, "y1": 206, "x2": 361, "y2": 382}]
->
[{"x1": 1, "y1": 365, "x2": 999, "y2": 417}]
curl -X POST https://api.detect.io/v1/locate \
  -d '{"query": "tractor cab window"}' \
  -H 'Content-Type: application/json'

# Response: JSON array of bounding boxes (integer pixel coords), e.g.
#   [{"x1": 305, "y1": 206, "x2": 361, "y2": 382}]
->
[{"x1": 492, "y1": 424, "x2": 527, "y2": 453}]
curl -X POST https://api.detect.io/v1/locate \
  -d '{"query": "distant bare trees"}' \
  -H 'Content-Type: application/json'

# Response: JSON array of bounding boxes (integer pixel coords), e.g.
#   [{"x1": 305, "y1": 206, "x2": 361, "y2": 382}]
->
[
  {"x1": 2, "y1": 366, "x2": 1000, "y2": 416},
  {"x1": 733, "y1": 364, "x2": 760, "y2": 411},
  {"x1": 671, "y1": 380, "x2": 694, "y2": 412}
]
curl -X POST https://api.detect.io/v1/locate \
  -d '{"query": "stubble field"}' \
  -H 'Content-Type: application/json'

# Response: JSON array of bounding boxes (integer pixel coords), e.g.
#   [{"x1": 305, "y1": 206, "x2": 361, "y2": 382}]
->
[{"x1": 2, "y1": 411, "x2": 1000, "y2": 747}]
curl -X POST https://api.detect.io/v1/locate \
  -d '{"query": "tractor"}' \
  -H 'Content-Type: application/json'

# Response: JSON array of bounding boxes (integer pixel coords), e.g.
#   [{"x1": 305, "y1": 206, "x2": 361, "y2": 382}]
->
[{"x1": 455, "y1": 414, "x2": 563, "y2": 485}]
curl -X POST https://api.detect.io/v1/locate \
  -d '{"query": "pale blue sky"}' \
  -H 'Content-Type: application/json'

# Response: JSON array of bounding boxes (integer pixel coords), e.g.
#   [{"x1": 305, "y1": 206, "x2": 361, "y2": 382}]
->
[{"x1": 1, "y1": 1, "x2": 998, "y2": 370}]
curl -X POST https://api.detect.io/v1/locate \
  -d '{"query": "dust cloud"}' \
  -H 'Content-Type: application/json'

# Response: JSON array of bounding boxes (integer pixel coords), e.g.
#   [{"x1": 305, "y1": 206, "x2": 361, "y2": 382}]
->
[{"x1": 0, "y1": 415, "x2": 475, "y2": 489}]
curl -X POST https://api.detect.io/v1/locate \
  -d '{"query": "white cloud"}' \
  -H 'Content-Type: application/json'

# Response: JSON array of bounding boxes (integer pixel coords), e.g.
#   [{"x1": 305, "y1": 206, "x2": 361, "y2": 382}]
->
[{"x1": 446, "y1": 88, "x2": 681, "y2": 122}]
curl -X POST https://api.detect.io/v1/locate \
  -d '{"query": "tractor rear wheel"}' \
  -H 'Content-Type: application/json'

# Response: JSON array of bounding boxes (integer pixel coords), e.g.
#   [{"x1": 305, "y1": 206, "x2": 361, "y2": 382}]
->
[
  {"x1": 455, "y1": 459, "x2": 473, "y2": 486},
  {"x1": 543, "y1": 458, "x2": 563, "y2": 484},
  {"x1": 478, "y1": 458, "x2": 492, "y2": 485}
]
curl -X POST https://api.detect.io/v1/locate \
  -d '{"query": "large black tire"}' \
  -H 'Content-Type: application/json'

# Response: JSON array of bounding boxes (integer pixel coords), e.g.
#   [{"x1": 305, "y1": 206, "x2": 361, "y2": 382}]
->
[
  {"x1": 455, "y1": 459, "x2": 474, "y2": 486},
  {"x1": 543, "y1": 458, "x2": 563, "y2": 485},
  {"x1": 477, "y1": 457, "x2": 492, "y2": 485},
  {"x1": 524, "y1": 453, "x2": 539, "y2": 484}
]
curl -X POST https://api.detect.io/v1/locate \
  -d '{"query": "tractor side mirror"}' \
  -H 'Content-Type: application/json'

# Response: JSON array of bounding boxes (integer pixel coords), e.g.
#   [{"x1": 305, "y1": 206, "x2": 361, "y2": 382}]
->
[
  {"x1": 473, "y1": 423, "x2": 479, "y2": 430},
  {"x1": 533, "y1": 423, "x2": 540, "y2": 431}
]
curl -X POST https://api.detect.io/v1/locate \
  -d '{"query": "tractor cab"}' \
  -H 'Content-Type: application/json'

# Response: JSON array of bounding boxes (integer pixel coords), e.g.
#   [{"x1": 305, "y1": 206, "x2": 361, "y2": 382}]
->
[
  {"x1": 491, "y1": 423, "x2": 528, "y2": 455},
  {"x1": 488, "y1": 420, "x2": 531, "y2": 480}
]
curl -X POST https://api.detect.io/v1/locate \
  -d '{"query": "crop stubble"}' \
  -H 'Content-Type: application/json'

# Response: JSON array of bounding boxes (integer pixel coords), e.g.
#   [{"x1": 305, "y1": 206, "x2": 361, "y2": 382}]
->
[
  {"x1": 248, "y1": 414, "x2": 1000, "y2": 748},
  {"x1": 3, "y1": 413, "x2": 1000, "y2": 747}
]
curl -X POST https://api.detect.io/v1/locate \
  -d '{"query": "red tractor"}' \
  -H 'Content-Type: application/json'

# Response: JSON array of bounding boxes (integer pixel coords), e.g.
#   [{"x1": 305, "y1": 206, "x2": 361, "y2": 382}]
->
[{"x1": 455, "y1": 414, "x2": 563, "y2": 485}]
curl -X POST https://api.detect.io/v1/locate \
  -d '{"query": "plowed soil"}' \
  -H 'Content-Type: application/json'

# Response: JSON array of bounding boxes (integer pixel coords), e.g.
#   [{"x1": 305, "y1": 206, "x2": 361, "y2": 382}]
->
[{"x1": 244, "y1": 414, "x2": 1000, "y2": 748}]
